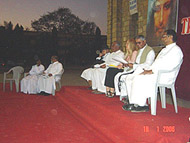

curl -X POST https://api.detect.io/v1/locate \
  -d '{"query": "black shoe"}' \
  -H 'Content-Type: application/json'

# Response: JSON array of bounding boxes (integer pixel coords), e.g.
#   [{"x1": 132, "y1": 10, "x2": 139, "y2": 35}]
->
[
  {"x1": 38, "y1": 91, "x2": 50, "y2": 96},
  {"x1": 87, "y1": 86, "x2": 92, "y2": 90},
  {"x1": 38, "y1": 91, "x2": 45, "y2": 95},
  {"x1": 43, "y1": 92, "x2": 51, "y2": 96},
  {"x1": 131, "y1": 106, "x2": 149, "y2": 112},
  {"x1": 122, "y1": 104, "x2": 135, "y2": 111}
]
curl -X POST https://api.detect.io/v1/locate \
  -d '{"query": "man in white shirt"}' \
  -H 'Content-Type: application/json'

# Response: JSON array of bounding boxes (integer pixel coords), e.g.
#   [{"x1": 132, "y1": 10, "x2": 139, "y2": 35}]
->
[
  {"x1": 122, "y1": 29, "x2": 183, "y2": 112},
  {"x1": 91, "y1": 41, "x2": 125, "y2": 94},
  {"x1": 114, "y1": 35, "x2": 155, "y2": 99},
  {"x1": 21, "y1": 59, "x2": 45, "y2": 94},
  {"x1": 81, "y1": 46, "x2": 110, "y2": 89},
  {"x1": 38, "y1": 56, "x2": 63, "y2": 95}
]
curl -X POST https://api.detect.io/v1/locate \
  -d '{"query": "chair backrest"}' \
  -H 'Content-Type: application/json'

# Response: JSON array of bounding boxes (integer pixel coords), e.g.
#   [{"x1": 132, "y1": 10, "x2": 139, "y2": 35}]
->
[
  {"x1": 157, "y1": 59, "x2": 183, "y2": 86},
  {"x1": 55, "y1": 69, "x2": 64, "y2": 82},
  {"x1": 172, "y1": 59, "x2": 183, "y2": 83},
  {"x1": 8, "y1": 66, "x2": 24, "y2": 80}
]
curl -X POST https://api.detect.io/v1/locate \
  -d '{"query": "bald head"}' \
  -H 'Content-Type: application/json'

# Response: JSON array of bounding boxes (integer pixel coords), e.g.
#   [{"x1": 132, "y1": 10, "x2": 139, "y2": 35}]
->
[{"x1": 111, "y1": 41, "x2": 120, "y2": 52}]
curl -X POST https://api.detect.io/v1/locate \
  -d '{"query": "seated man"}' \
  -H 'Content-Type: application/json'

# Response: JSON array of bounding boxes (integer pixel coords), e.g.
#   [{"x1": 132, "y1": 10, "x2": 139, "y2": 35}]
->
[
  {"x1": 91, "y1": 41, "x2": 124, "y2": 94},
  {"x1": 38, "y1": 56, "x2": 63, "y2": 95},
  {"x1": 122, "y1": 29, "x2": 183, "y2": 112},
  {"x1": 81, "y1": 46, "x2": 110, "y2": 89},
  {"x1": 114, "y1": 35, "x2": 155, "y2": 101},
  {"x1": 21, "y1": 59, "x2": 44, "y2": 94}
]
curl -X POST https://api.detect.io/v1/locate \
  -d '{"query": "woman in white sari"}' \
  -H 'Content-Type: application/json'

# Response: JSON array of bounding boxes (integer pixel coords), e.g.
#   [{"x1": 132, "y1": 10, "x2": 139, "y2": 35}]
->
[{"x1": 21, "y1": 59, "x2": 45, "y2": 94}]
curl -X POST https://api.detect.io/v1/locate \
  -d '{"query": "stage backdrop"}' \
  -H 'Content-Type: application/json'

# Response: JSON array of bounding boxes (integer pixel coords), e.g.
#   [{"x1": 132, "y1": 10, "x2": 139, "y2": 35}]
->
[{"x1": 176, "y1": 0, "x2": 190, "y2": 100}]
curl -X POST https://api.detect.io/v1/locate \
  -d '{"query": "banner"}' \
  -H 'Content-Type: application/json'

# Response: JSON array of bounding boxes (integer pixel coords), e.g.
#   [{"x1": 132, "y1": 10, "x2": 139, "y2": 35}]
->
[
  {"x1": 129, "y1": 0, "x2": 137, "y2": 15},
  {"x1": 146, "y1": 0, "x2": 178, "y2": 47},
  {"x1": 176, "y1": 0, "x2": 190, "y2": 100}
]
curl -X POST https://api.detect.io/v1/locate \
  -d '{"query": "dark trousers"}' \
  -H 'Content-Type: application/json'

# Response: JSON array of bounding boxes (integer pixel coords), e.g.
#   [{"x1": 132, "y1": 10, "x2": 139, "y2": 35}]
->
[{"x1": 104, "y1": 67, "x2": 123, "y2": 88}]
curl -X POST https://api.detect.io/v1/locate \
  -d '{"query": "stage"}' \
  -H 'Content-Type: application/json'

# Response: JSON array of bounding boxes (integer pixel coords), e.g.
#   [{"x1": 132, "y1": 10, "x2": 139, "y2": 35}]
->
[{"x1": 0, "y1": 85, "x2": 190, "y2": 143}]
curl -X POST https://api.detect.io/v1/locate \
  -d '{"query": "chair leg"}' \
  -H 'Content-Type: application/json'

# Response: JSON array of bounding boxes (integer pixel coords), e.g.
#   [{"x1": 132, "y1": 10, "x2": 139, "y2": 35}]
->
[
  {"x1": 52, "y1": 89, "x2": 55, "y2": 96},
  {"x1": 10, "y1": 81, "x2": 13, "y2": 91},
  {"x1": 58, "y1": 81, "x2": 61, "y2": 89},
  {"x1": 15, "y1": 80, "x2": 19, "y2": 92},
  {"x1": 171, "y1": 86, "x2": 178, "y2": 113},
  {"x1": 151, "y1": 96, "x2": 157, "y2": 116},
  {"x1": 148, "y1": 98, "x2": 150, "y2": 104},
  {"x1": 3, "y1": 82, "x2": 5, "y2": 91},
  {"x1": 159, "y1": 87, "x2": 166, "y2": 109},
  {"x1": 151, "y1": 88, "x2": 158, "y2": 116},
  {"x1": 3, "y1": 73, "x2": 6, "y2": 92}
]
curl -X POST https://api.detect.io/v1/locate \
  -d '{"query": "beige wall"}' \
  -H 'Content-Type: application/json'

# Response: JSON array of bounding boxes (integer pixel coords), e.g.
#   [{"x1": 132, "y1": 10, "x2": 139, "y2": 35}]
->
[{"x1": 107, "y1": 0, "x2": 148, "y2": 51}]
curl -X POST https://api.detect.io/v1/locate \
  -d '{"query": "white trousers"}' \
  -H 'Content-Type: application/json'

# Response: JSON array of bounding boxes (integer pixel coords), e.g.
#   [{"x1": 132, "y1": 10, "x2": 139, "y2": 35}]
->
[
  {"x1": 81, "y1": 68, "x2": 95, "y2": 81},
  {"x1": 91, "y1": 68, "x2": 107, "y2": 93},
  {"x1": 37, "y1": 75, "x2": 56, "y2": 94},
  {"x1": 21, "y1": 75, "x2": 39, "y2": 94},
  {"x1": 126, "y1": 68, "x2": 157, "y2": 106}
]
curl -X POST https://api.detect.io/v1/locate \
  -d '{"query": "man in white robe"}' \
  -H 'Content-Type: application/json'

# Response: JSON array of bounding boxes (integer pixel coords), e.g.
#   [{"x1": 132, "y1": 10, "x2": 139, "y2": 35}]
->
[
  {"x1": 81, "y1": 46, "x2": 110, "y2": 89},
  {"x1": 114, "y1": 35, "x2": 155, "y2": 99},
  {"x1": 38, "y1": 56, "x2": 63, "y2": 95},
  {"x1": 122, "y1": 29, "x2": 183, "y2": 112},
  {"x1": 21, "y1": 59, "x2": 44, "y2": 94},
  {"x1": 91, "y1": 41, "x2": 125, "y2": 94}
]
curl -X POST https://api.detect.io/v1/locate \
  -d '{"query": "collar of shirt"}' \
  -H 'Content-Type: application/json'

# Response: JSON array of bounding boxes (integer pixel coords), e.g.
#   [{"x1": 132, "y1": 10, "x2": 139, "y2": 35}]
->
[
  {"x1": 113, "y1": 49, "x2": 121, "y2": 54},
  {"x1": 165, "y1": 43, "x2": 176, "y2": 49},
  {"x1": 139, "y1": 44, "x2": 147, "y2": 52},
  {"x1": 52, "y1": 61, "x2": 58, "y2": 64},
  {"x1": 161, "y1": 43, "x2": 176, "y2": 54}
]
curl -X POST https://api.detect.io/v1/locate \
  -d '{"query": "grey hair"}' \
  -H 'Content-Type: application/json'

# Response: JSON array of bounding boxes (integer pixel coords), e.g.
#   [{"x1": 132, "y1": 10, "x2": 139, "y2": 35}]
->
[
  {"x1": 135, "y1": 35, "x2": 146, "y2": 41},
  {"x1": 113, "y1": 41, "x2": 120, "y2": 48}
]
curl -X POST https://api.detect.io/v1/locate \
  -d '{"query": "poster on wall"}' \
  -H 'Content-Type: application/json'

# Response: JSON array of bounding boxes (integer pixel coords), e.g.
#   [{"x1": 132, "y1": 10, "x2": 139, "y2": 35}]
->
[{"x1": 146, "y1": 0, "x2": 178, "y2": 47}]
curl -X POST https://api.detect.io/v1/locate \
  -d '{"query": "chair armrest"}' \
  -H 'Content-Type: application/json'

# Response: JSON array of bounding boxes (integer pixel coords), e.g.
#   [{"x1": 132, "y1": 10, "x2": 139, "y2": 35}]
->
[
  {"x1": 24, "y1": 72, "x2": 29, "y2": 77},
  {"x1": 158, "y1": 59, "x2": 183, "y2": 75},
  {"x1": 157, "y1": 60, "x2": 183, "y2": 85}
]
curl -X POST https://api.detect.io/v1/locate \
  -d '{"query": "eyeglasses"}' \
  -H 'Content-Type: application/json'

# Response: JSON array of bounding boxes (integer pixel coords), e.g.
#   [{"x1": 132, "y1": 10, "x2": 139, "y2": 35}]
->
[
  {"x1": 136, "y1": 42, "x2": 142, "y2": 45},
  {"x1": 162, "y1": 35, "x2": 169, "y2": 38}
]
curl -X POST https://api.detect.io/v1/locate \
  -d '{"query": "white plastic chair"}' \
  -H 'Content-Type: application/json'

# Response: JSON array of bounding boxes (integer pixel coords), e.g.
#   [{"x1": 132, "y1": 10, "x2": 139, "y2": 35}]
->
[
  {"x1": 150, "y1": 60, "x2": 183, "y2": 115},
  {"x1": 3, "y1": 66, "x2": 24, "y2": 92},
  {"x1": 52, "y1": 69, "x2": 64, "y2": 96}
]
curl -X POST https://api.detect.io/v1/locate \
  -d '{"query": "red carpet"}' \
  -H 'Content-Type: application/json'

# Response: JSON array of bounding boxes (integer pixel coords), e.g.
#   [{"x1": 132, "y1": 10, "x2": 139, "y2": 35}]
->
[{"x1": 0, "y1": 85, "x2": 190, "y2": 143}]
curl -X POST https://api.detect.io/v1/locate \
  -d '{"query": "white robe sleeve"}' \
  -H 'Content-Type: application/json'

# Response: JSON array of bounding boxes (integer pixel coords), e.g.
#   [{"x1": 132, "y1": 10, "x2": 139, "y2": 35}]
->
[
  {"x1": 151, "y1": 46, "x2": 183, "y2": 73},
  {"x1": 36, "y1": 65, "x2": 45, "y2": 75},
  {"x1": 133, "y1": 50, "x2": 155, "y2": 70},
  {"x1": 51, "y1": 63, "x2": 63, "y2": 76},
  {"x1": 29, "y1": 66, "x2": 36, "y2": 75}
]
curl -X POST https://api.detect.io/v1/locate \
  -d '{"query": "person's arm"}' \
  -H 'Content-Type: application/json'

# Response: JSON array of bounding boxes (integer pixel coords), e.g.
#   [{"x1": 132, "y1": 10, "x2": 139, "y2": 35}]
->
[
  {"x1": 29, "y1": 66, "x2": 35, "y2": 75},
  {"x1": 140, "y1": 69, "x2": 153, "y2": 75},
  {"x1": 123, "y1": 51, "x2": 138, "y2": 68},
  {"x1": 151, "y1": 46, "x2": 183, "y2": 73},
  {"x1": 44, "y1": 64, "x2": 51, "y2": 74},
  {"x1": 35, "y1": 65, "x2": 45, "y2": 75},
  {"x1": 130, "y1": 51, "x2": 138, "y2": 63},
  {"x1": 49, "y1": 63, "x2": 63, "y2": 76},
  {"x1": 96, "y1": 53, "x2": 103, "y2": 60},
  {"x1": 107, "y1": 51, "x2": 125, "y2": 67},
  {"x1": 133, "y1": 50, "x2": 155, "y2": 70}
]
